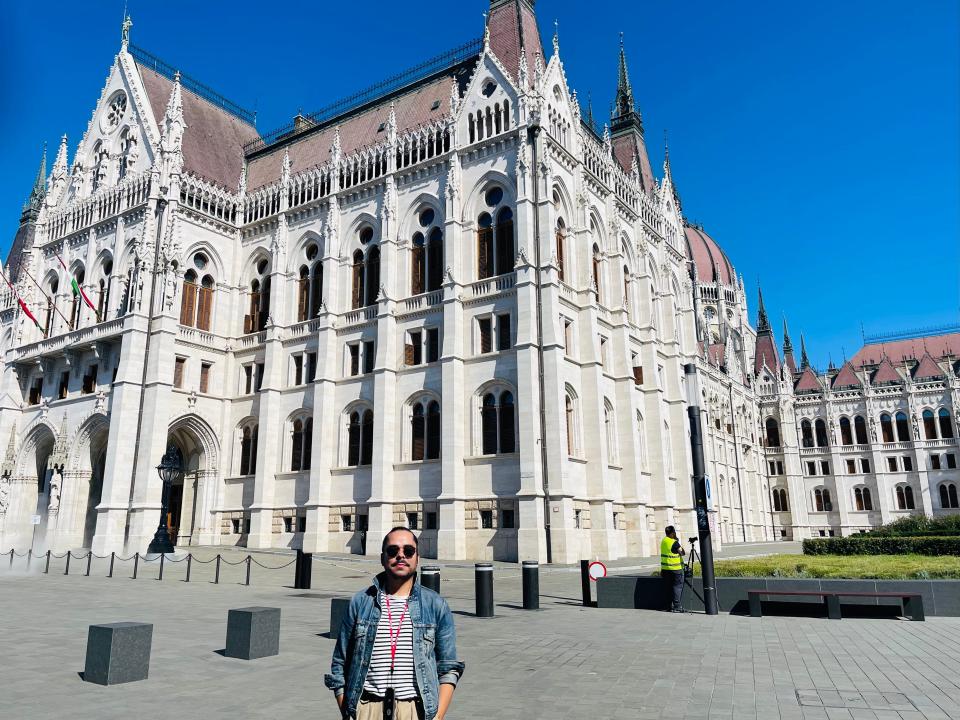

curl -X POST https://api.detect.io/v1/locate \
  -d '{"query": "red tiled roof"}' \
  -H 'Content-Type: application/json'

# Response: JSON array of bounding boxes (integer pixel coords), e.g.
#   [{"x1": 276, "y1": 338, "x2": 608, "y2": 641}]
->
[
  {"x1": 611, "y1": 134, "x2": 656, "y2": 196},
  {"x1": 831, "y1": 362, "x2": 862, "y2": 389},
  {"x1": 684, "y1": 225, "x2": 734, "y2": 285},
  {"x1": 754, "y1": 334, "x2": 780, "y2": 376},
  {"x1": 850, "y1": 332, "x2": 960, "y2": 366},
  {"x1": 794, "y1": 367, "x2": 822, "y2": 393},
  {"x1": 245, "y1": 74, "x2": 456, "y2": 191},
  {"x1": 912, "y1": 353, "x2": 945, "y2": 380},
  {"x1": 487, "y1": 0, "x2": 544, "y2": 86},
  {"x1": 707, "y1": 342, "x2": 725, "y2": 367},
  {"x1": 870, "y1": 357, "x2": 903, "y2": 385},
  {"x1": 136, "y1": 63, "x2": 260, "y2": 189},
  {"x1": 783, "y1": 351, "x2": 797, "y2": 376}
]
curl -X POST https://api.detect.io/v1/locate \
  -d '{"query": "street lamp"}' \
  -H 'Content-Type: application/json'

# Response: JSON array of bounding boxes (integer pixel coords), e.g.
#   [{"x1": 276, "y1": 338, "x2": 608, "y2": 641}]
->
[{"x1": 147, "y1": 445, "x2": 182, "y2": 554}]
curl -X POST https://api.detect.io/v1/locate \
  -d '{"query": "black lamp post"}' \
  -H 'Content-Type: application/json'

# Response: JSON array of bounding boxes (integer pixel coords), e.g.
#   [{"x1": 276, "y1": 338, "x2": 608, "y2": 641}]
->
[{"x1": 147, "y1": 445, "x2": 182, "y2": 554}]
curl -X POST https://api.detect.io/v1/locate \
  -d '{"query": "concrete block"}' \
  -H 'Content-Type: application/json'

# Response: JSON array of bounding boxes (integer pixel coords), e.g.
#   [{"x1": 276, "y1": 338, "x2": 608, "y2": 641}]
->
[
  {"x1": 225, "y1": 607, "x2": 280, "y2": 660},
  {"x1": 84, "y1": 622, "x2": 153, "y2": 685}
]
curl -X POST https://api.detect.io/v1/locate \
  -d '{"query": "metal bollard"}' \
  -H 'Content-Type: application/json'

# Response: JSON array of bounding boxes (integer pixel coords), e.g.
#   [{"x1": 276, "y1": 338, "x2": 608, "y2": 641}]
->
[
  {"x1": 420, "y1": 566, "x2": 441, "y2": 594},
  {"x1": 132, "y1": 552, "x2": 139, "y2": 580},
  {"x1": 85, "y1": 552, "x2": 93, "y2": 577},
  {"x1": 64, "y1": 550, "x2": 72, "y2": 576},
  {"x1": 108, "y1": 552, "x2": 115, "y2": 578},
  {"x1": 8, "y1": 548, "x2": 12, "y2": 568},
  {"x1": 185, "y1": 554, "x2": 192, "y2": 583},
  {"x1": 294, "y1": 549, "x2": 313, "y2": 590},
  {"x1": 522, "y1": 561, "x2": 539, "y2": 610},
  {"x1": 245, "y1": 555, "x2": 252, "y2": 586},
  {"x1": 475, "y1": 563, "x2": 494, "y2": 618},
  {"x1": 45, "y1": 549, "x2": 51, "y2": 574},
  {"x1": 580, "y1": 560, "x2": 591, "y2": 607},
  {"x1": 214, "y1": 554, "x2": 221, "y2": 584},
  {"x1": 158, "y1": 553, "x2": 165, "y2": 581},
  {"x1": 27, "y1": 549, "x2": 32, "y2": 570}
]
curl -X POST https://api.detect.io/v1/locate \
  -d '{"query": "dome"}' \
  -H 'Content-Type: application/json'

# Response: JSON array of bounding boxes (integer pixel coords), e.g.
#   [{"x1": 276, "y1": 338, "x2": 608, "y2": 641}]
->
[{"x1": 684, "y1": 225, "x2": 734, "y2": 285}]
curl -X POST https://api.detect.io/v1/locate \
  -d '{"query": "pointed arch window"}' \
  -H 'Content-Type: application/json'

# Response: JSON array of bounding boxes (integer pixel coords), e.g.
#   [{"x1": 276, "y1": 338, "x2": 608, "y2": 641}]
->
[
  {"x1": 290, "y1": 416, "x2": 312, "y2": 471},
  {"x1": 297, "y1": 266, "x2": 311, "y2": 322},
  {"x1": 44, "y1": 277, "x2": 58, "y2": 338},
  {"x1": 592, "y1": 244, "x2": 602, "y2": 301},
  {"x1": 239, "y1": 423, "x2": 259, "y2": 476},
  {"x1": 97, "y1": 259, "x2": 113, "y2": 322},
  {"x1": 922, "y1": 409, "x2": 937, "y2": 439},
  {"x1": 565, "y1": 395, "x2": 576, "y2": 456},
  {"x1": 895, "y1": 411, "x2": 910, "y2": 441},
  {"x1": 604, "y1": 399, "x2": 618, "y2": 465},
  {"x1": 623, "y1": 266, "x2": 631, "y2": 310},
  {"x1": 477, "y1": 213, "x2": 494, "y2": 280},
  {"x1": 555, "y1": 218, "x2": 566, "y2": 282},
  {"x1": 411, "y1": 403, "x2": 426, "y2": 461},
  {"x1": 765, "y1": 417, "x2": 781, "y2": 448},
  {"x1": 814, "y1": 487, "x2": 832, "y2": 512},
  {"x1": 939, "y1": 409, "x2": 954, "y2": 439},
  {"x1": 365, "y1": 247, "x2": 380, "y2": 306},
  {"x1": 480, "y1": 388, "x2": 515, "y2": 455},
  {"x1": 426, "y1": 401, "x2": 441, "y2": 460},
  {"x1": 180, "y1": 270, "x2": 198, "y2": 325},
  {"x1": 361, "y1": 409, "x2": 374, "y2": 465},
  {"x1": 346, "y1": 408, "x2": 374, "y2": 467},
  {"x1": 69, "y1": 268, "x2": 85, "y2": 330},
  {"x1": 800, "y1": 419, "x2": 814, "y2": 448},
  {"x1": 411, "y1": 233, "x2": 426, "y2": 295},
  {"x1": 880, "y1": 413, "x2": 894, "y2": 443},
  {"x1": 197, "y1": 275, "x2": 214, "y2": 330},
  {"x1": 352, "y1": 250, "x2": 366, "y2": 309},
  {"x1": 896, "y1": 484, "x2": 915, "y2": 510},
  {"x1": 940, "y1": 483, "x2": 959, "y2": 509},
  {"x1": 840, "y1": 417, "x2": 853, "y2": 446},
  {"x1": 854, "y1": 486, "x2": 873, "y2": 511},
  {"x1": 854, "y1": 415, "x2": 868, "y2": 444},
  {"x1": 772, "y1": 488, "x2": 788, "y2": 512},
  {"x1": 815, "y1": 419, "x2": 829, "y2": 447}
]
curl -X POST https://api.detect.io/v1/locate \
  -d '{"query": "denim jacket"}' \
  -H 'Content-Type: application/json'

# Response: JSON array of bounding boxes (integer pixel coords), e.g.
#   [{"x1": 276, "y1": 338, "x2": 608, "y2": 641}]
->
[{"x1": 324, "y1": 573, "x2": 465, "y2": 720}]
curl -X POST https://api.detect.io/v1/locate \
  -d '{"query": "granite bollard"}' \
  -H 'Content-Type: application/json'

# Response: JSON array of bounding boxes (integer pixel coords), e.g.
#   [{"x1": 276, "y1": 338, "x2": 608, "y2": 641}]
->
[
  {"x1": 83, "y1": 622, "x2": 153, "y2": 685},
  {"x1": 225, "y1": 607, "x2": 280, "y2": 660}
]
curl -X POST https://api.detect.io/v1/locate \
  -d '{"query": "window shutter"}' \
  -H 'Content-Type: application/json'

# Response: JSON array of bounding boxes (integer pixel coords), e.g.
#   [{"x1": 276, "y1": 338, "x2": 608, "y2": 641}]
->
[
  {"x1": 411, "y1": 246, "x2": 425, "y2": 295},
  {"x1": 478, "y1": 228, "x2": 493, "y2": 279},
  {"x1": 197, "y1": 287, "x2": 213, "y2": 330},
  {"x1": 497, "y1": 314, "x2": 511, "y2": 351},
  {"x1": 200, "y1": 364, "x2": 210, "y2": 393},
  {"x1": 479, "y1": 318, "x2": 492, "y2": 354},
  {"x1": 303, "y1": 418, "x2": 313, "y2": 470},
  {"x1": 180, "y1": 281, "x2": 197, "y2": 326},
  {"x1": 352, "y1": 263, "x2": 364, "y2": 309},
  {"x1": 427, "y1": 328, "x2": 439, "y2": 363},
  {"x1": 405, "y1": 344, "x2": 415, "y2": 366},
  {"x1": 360, "y1": 411, "x2": 374, "y2": 465},
  {"x1": 426, "y1": 405, "x2": 441, "y2": 460},
  {"x1": 348, "y1": 417, "x2": 361, "y2": 466},
  {"x1": 556, "y1": 230, "x2": 564, "y2": 282},
  {"x1": 495, "y1": 219, "x2": 514, "y2": 275},
  {"x1": 633, "y1": 365, "x2": 643, "y2": 385},
  {"x1": 481, "y1": 405, "x2": 498, "y2": 455},
  {"x1": 499, "y1": 396, "x2": 516, "y2": 453},
  {"x1": 291, "y1": 423, "x2": 303, "y2": 472},
  {"x1": 297, "y1": 277, "x2": 309, "y2": 321},
  {"x1": 173, "y1": 359, "x2": 184, "y2": 389},
  {"x1": 427, "y1": 236, "x2": 443, "y2": 291},
  {"x1": 411, "y1": 414, "x2": 425, "y2": 461}
]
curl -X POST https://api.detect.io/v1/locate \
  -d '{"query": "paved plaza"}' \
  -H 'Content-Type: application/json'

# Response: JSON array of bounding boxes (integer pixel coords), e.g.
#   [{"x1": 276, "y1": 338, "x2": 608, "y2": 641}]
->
[{"x1": 2, "y1": 546, "x2": 960, "y2": 719}]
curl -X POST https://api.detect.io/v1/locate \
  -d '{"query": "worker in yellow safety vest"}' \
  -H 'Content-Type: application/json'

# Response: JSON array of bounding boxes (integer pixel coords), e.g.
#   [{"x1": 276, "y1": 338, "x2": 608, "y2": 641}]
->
[{"x1": 660, "y1": 525, "x2": 686, "y2": 612}]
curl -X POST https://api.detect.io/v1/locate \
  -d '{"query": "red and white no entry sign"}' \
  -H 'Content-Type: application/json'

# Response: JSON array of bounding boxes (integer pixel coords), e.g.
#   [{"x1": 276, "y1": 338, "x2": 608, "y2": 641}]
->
[{"x1": 587, "y1": 560, "x2": 607, "y2": 581}]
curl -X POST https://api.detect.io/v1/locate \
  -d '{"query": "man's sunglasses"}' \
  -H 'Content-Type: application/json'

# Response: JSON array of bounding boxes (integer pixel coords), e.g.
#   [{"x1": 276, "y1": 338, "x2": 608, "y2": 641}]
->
[{"x1": 384, "y1": 544, "x2": 417, "y2": 559}]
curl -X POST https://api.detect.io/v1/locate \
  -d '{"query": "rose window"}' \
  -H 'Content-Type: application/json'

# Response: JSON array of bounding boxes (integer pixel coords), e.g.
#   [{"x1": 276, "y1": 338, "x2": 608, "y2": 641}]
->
[{"x1": 105, "y1": 93, "x2": 127, "y2": 130}]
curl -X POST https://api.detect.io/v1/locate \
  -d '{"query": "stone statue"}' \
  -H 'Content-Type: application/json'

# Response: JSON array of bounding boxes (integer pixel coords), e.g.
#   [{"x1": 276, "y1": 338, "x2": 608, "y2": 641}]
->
[
  {"x1": 47, "y1": 468, "x2": 62, "y2": 513},
  {"x1": 0, "y1": 479, "x2": 9, "y2": 515}
]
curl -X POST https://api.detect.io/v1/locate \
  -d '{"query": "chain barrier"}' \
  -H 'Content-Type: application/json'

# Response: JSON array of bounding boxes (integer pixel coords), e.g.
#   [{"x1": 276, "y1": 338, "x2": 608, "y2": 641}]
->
[{"x1": 250, "y1": 557, "x2": 297, "y2": 570}]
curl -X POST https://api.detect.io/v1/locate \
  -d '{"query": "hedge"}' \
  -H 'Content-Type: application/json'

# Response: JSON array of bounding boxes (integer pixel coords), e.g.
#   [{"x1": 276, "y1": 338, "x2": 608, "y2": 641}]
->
[
  {"x1": 803, "y1": 536, "x2": 960, "y2": 556},
  {"x1": 868, "y1": 515, "x2": 960, "y2": 537}
]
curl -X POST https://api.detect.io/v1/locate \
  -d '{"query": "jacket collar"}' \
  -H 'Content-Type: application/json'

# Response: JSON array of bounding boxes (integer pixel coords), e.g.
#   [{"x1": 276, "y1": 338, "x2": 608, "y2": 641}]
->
[{"x1": 370, "y1": 571, "x2": 421, "y2": 602}]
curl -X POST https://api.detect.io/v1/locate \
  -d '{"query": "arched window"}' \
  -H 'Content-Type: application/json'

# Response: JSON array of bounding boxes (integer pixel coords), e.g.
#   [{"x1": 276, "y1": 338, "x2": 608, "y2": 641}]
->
[
  {"x1": 427, "y1": 227, "x2": 443, "y2": 292},
  {"x1": 896, "y1": 484, "x2": 915, "y2": 510},
  {"x1": 772, "y1": 488, "x2": 788, "y2": 512},
  {"x1": 880, "y1": 413, "x2": 894, "y2": 443},
  {"x1": 477, "y1": 188, "x2": 513, "y2": 280},
  {"x1": 426, "y1": 401, "x2": 441, "y2": 460},
  {"x1": 411, "y1": 233, "x2": 425, "y2": 295},
  {"x1": 923, "y1": 409, "x2": 937, "y2": 439},
  {"x1": 480, "y1": 388, "x2": 515, "y2": 455},
  {"x1": 310, "y1": 262, "x2": 323, "y2": 318},
  {"x1": 604, "y1": 399, "x2": 618, "y2": 464},
  {"x1": 895, "y1": 411, "x2": 910, "y2": 441},
  {"x1": 814, "y1": 487, "x2": 832, "y2": 512},
  {"x1": 411, "y1": 403, "x2": 425, "y2": 461},
  {"x1": 623, "y1": 266, "x2": 630, "y2": 310},
  {"x1": 97, "y1": 258, "x2": 113, "y2": 322},
  {"x1": 352, "y1": 250, "x2": 365, "y2": 309},
  {"x1": 939, "y1": 409, "x2": 954, "y2": 439},
  {"x1": 636, "y1": 411, "x2": 647, "y2": 469},
  {"x1": 592, "y1": 244, "x2": 602, "y2": 300},
  {"x1": 245, "y1": 258, "x2": 270, "y2": 333},
  {"x1": 555, "y1": 218, "x2": 566, "y2": 282},
  {"x1": 854, "y1": 415, "x2": 868, "y2": 444},
  {"x1": 940, "y1": 483, "x2": 959, "y2": 509},
  {"x1": 290, "y1": 418, "x2": 308, "y2": 472},
  {"x1": 197, "y1": 275, "x2": 214, "y2": 330},
  {"x1": 839, "y1": 417, "x2": 853, "y2": 446},
  {"x1": 495, "y1": 207, "x2": 514, "y2": 276},
  {"x1": 477, "y1": 213, "x2": 494, "y2": 279},
  {"x1": 180, "y1": 270, "x2": 198, "y2": 326},
  {"x1": 565, "y1": 395, "x2": 576, "y2": 456},
  {"x1": 69, "y1": 267, "x2": 86, "y2": 330},
  {"x1": 765, "y1": 417, "x2": 781, "y2": 447},
  {"x1": 44, "y1": 277, "x2": 59, "y2": 338},
  {"x1": 800, "y1": 419, "x2": 814, "y2": 448},
  {"x1": 297, "y1": 242, "x2": 323, "y2": 321},
  {"x1": 297, "y1": 266, "x2": 310, "y2": 322},
  {"x1": 815, "y1": 419, "x2": 829, "y2": 447},
  {"x1": 346, "y1": 408, "x2": 374, "y2": 467},
  {"x1": 854, "y1": 486, "x2": 873, "y2": 511},
  {"x1": 239, "y1": 423, "x2": 259, "y2": 476},
  {"x1": 365, "y1": 247, "x2": 380, "y2": 307}
]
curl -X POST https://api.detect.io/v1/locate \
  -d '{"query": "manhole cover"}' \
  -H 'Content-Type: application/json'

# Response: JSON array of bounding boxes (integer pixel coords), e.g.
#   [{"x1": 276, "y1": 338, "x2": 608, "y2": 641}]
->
[{"x1": 796, "y1": 689, "x2": 917, "y2": 711}]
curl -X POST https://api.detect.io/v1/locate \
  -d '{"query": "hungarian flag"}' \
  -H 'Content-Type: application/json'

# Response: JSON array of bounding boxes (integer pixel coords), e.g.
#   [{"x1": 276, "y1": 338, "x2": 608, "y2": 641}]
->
[
  {"x1": 56, "y1": 254, "x2": 99, "y2": 320},
  {"x1": 0, "y1": 271, "x2": 44, "y2": 333}
]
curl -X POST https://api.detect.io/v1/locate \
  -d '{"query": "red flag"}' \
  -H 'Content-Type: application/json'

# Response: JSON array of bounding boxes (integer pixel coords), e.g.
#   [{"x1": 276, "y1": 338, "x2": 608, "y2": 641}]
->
[{"x1": 0, "y1": 270, "x2": 45, "y2": 333}]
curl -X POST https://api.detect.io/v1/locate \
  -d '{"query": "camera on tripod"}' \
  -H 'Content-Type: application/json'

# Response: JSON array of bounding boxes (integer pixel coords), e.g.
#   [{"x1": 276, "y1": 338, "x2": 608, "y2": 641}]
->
[{"x1": 688, "y1": 536, "x2": 698, "y2": 544}]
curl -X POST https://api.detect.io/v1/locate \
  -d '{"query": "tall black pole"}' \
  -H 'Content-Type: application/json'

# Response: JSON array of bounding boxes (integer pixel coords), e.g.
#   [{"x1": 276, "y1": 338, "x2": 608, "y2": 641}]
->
[{"x1": 684, "y1": 363, "x2": 718, "y2": 615}]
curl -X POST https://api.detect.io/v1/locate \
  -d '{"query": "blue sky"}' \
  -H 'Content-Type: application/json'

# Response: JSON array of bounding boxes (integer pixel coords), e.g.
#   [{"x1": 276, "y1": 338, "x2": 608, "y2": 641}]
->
[{"x1": 2, "y1": 0, "x2": 957, "y2": 368}]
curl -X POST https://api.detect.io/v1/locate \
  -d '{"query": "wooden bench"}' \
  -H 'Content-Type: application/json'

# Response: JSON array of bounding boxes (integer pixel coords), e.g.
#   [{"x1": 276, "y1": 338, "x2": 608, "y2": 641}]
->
[{"x1": 747, "y1": 589, "x2": 924, "y2": 621}]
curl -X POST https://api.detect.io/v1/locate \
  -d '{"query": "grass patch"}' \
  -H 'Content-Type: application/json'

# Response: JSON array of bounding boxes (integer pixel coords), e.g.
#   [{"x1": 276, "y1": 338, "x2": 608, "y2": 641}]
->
[{"x1": 693, "y1": 554, "x2": 960, "y2": 580}]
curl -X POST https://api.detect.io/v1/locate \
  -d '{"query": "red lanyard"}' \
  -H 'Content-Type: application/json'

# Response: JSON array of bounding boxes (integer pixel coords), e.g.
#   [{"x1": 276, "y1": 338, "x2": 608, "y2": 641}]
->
[{"x1": 384, "y1": 595, "x2": 408, "y2": 675}]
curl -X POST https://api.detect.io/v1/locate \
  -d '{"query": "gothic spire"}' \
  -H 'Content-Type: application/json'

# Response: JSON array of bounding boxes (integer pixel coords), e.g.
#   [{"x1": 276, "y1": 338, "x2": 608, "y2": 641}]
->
[
  {"x1": 22, "y1": 145, "x2": 47, "y2": 219},
  {"x1": 800, "y1": 333, "x2": 811, "y2": 370},
  {"x1": 782, "y1": 316, "x2": 793, "y2": 354},
  {"x1": 756, "y1": 285, "x2": 770, "y2": 333},
  {"x1": 614, "y1": 32, "x2": 635, "y2": 119}
]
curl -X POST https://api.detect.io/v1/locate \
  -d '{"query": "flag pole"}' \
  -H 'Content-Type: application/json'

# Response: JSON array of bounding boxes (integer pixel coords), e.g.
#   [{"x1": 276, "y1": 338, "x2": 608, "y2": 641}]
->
[
  {"x1": 19, "y1": 266, "x2": 73, "y2": 327},
  {"x1": 56, "y1": 253, "x2": 101, "y2": 322},
  {"x1": 0, "y1": 270, "x2": 46, "y2": 333}
]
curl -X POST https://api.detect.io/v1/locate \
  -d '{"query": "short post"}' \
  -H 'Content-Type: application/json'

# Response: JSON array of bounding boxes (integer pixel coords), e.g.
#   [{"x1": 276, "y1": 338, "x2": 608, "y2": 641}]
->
[
  {"x1": 64, "y1": 550, "x2": 72, "y2": 576},
  {"x1": 245, "y1": 555, "x2": 252, "y2": 586},
  {"x1": 44, "y1": 549, "x2": 51, "y2": 574},
  {"x1": 185, "y1": 554, "x2": 192, "y2": 583},
  {"x1": 85, "y1": 552, "x2": 93, "y2": 577},
  {"x1": 158, "y1": 552, "x2": 165, "y2": 581},
  {"x1": 108, "y1": 552, "x2": 115, "y2": 578},
  {"x1": 522, "y1": 561, "x2": 539, "y2": 610},
  {"x1": 8, "y1": 548, "x2": 13, "y2": 568},
  {"x1": 580, "y1": 560, "x2": 591, "y2": 607},
  {"x1": 132, "y1": 552, "x2": 139, "y2": 580},
  {"x1": 420, "y1": 566, "x2": 441, "y2": 594},
  {"x1": 294, "y1": 550, "x2": 313, "y2": 590},
  {"x1": 27, "y1": 549, "x2": 32, "y2": 570},
  {"x1": 475, "y1": 562, "x2": 494, "y2": 618},
  {"x1": 214, "y1": 554, "x2": 221, "y2": 584}
]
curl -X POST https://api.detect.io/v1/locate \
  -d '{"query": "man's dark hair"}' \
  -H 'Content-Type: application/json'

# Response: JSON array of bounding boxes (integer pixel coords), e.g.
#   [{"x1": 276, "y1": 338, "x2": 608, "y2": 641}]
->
[
  {"x1": 381, "y1": 526, "x2": 419, "y2": 553},
  {"x1": 665, "y1": 525, "x2": 676, "y2": 535}
]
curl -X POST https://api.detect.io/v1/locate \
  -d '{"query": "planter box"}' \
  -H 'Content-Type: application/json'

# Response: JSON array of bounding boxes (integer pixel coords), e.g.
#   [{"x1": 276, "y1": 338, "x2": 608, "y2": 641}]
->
[{"x1": 596, "y1": 575, "x2": 960, "y2": 616}]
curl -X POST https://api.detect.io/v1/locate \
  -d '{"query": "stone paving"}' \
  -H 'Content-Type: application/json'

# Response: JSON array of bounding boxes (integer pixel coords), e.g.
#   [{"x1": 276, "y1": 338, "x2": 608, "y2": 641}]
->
[{"x1": 2, "y1": 547, "x2": 959, "y2": 719}]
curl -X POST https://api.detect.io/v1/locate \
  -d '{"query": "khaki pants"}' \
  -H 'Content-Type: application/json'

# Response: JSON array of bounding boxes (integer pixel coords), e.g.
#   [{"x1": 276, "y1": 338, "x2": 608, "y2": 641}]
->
[{"x1": 355, "y1": 697, "x2": 422, "y2": 720}]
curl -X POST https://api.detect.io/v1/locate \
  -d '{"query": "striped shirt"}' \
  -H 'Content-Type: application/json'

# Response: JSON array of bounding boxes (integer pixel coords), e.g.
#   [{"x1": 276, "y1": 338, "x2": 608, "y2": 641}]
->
[{"x1": 362, "y1": 592, "x2": 417, "y2": 700}]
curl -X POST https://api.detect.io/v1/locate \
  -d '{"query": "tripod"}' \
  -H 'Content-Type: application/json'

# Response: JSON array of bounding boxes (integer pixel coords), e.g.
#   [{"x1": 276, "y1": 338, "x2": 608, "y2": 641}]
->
[{"x1": 677, "y1": 537, "x2": 705, "y2": 612}]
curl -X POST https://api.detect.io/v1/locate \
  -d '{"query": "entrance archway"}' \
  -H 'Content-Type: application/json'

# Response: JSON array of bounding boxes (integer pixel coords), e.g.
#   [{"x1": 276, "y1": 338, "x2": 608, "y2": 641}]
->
[
  {"x1": 70, "y1": 414, "x2": 110, "y2": 549},
  {"x1": 167, "y1": 414, "x2": 221, "y2": 547},
  {"x1": 13, "y1": 422, "x2": 57, "y2": 551}
]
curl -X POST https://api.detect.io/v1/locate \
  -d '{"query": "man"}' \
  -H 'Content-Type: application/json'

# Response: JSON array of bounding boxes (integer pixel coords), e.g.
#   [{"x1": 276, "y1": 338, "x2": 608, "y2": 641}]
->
[
  {"x1": 325, "y1": 527, "x2": 464, "y2": 720},
  {"x1": 660, "y1": 525, "x2": 686, "y2": 612}
]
